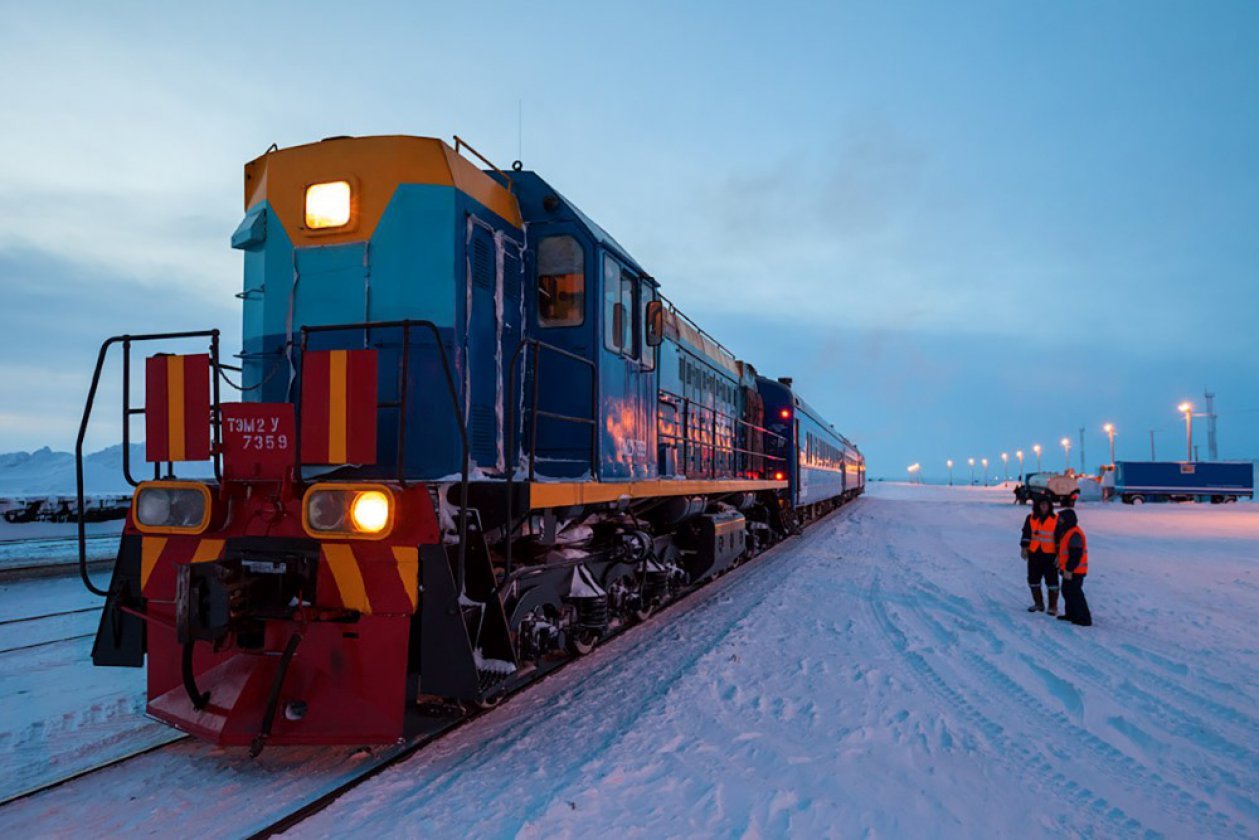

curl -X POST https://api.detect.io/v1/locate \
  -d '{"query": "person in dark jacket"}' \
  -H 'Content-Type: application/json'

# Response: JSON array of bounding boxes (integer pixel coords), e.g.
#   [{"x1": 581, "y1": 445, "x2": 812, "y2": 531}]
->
[
  {"x1": 1055, "y1": 508, "x2": 1092, "y2": 626},
  {"x1": 1019, "y1": 496, "x2": 1059, "y2": 614}
]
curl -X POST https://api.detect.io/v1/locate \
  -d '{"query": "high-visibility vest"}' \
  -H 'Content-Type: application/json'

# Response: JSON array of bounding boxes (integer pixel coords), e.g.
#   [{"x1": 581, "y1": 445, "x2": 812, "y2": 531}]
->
[
  {"x1": 1029, "y1": 515, "x2": 1057, "y2": 553},
  {"x1": 1057, "y1": 526, "x2": 1088, "y2": 575}
]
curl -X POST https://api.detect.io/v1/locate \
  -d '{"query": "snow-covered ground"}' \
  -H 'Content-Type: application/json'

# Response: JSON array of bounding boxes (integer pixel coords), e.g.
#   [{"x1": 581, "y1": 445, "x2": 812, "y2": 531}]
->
[{"x1": 1, "y1": 483, "x2": 1255, "y2": 837}]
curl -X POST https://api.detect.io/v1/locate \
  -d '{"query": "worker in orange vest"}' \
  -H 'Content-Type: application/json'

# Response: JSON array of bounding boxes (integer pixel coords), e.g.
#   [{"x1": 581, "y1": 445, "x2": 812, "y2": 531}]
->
[
  {"x1": 1019, "y1": 496, "x2": 1059, "y2": 614},
  {"x1": 1055, "y1": 508, "x2": 1092, "y2": 626}
]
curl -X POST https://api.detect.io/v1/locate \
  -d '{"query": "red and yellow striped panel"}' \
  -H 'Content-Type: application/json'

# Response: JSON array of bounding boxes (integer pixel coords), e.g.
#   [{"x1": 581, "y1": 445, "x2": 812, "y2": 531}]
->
[
  {"x1": 300, "y1": 349, "x2": 378, "y2": 465},
  {"x1": 318, "y1": 542, "x2": 418, "y2": 615},
  {"x1": 145, "y1": 354, "x2": 212, "y2": 462}
]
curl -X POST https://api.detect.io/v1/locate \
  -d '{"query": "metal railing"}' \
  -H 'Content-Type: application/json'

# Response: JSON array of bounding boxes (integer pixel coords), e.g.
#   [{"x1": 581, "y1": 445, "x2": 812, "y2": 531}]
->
[
  {"x1": 656, "y1": 389, "x2": 788, "y2": 480},
  {"x1": 503, "y1": 338, "x2": 599, "y2": 578},
  {"x1": 75, "y1": 329, "x2": 224, "y2": 596},
  {"x1": 297, "y1": 319, "x2": 471, "y2": 593}
]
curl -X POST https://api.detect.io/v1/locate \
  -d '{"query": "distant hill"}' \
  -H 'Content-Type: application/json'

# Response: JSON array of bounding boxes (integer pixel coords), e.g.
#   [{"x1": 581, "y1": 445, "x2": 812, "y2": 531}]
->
[{"x1": 0, "y1": 444, "x2": 204, "y2": 496}]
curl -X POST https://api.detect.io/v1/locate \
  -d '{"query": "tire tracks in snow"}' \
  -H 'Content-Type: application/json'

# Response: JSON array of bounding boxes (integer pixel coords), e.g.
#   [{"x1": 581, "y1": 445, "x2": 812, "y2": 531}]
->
[
  {"x1": 971, "y1": 587, "x2": 1259, "y2": 785},
  {"x1": 861, "y1": 525, "x2": 1250, "y2": 839},
  {"x1": 862, "y1": 570, "x2": 1146, "y2": 839}
]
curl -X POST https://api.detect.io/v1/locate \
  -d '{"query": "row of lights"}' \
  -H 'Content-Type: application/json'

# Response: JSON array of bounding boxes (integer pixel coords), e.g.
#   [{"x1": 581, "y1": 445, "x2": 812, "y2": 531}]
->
[{"x1": 912, "y1": 401, "x2": 1200, "y2": 484}]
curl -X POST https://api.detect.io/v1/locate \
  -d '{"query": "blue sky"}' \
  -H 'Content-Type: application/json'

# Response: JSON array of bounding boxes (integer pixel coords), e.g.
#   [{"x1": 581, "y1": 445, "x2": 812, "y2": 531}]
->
[{"x1": 1, "y1": 1, "x2": 1256, "y2": 477}]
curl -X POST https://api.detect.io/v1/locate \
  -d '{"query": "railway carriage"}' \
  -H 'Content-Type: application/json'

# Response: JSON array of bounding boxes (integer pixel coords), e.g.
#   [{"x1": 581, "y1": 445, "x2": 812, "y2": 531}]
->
[{"x1": 79, "y1": 135, "x2": 863, "y2": 753}]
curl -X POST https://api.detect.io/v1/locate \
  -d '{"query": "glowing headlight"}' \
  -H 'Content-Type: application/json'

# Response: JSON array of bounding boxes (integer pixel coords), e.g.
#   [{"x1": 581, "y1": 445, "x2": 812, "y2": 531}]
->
[
  {"x1": 304, "y1": 486, "x2": 394, "y2": 538},
  {"x1": 133, "y1": 483, "x2": 210, "y2": 533},
  {"x1": 305, "y1": 181, "x2": 351, "y2": 229},
  {"x1": 350, "y1": 490, "x2": 390, "y2": 533}
]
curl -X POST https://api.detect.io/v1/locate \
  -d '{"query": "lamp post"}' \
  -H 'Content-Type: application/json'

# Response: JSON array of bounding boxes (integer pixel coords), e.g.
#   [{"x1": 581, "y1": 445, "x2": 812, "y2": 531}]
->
[
  {"x1": 1033, "y1": 444, "x2": 1042, "y2": 472},
  {"x1": 1015, "y1": 450, "x2": 1024, "y2": 480},
  {"x1": 968, "y1": 457, "x2": 975, "y2": 485},
  {"x1": 1103, "y1": 423, "x2": 1115, "y2": 468},
  {"x1": 1000, "y1": 452, "x2": 1008, "y2": 483},
  {"x1": 947, "y1": 459, "x2": 954, "y2": 486},
  {"x1": 982, "y1": 457, "x2": 989, "y2": 486},
  {"x1": 1060, "y1": 437, "x2": 1071, "y2": 470},
  {"x1": 1178, "y1": 402, "x2": 1193, "y2": 461}
]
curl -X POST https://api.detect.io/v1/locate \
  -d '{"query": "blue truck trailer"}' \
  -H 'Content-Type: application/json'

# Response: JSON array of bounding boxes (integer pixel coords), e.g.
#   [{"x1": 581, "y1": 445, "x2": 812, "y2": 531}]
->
[{"x1": 1112, "y1": 461, "x2": 1255, "y2": 504}]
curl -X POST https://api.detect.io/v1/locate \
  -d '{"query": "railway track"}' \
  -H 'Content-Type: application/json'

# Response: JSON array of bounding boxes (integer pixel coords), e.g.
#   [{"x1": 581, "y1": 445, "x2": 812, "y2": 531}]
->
[
  {"x1": 0, "y1": 606, "x2": 101, "y2": 655},
  {"x1": 0, "y1": 502, "x2": 860, "y2": 835},
  {"x1": 0, "y1": 736, "x2": 189, "y2": 807}
]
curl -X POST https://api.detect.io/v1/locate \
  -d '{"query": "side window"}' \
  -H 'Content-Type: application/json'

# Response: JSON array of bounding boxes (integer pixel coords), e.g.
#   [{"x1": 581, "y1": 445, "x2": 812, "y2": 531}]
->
[
  {"x1": 639, "y1": 279, "x2": 656, "y2": 370},
  {"x1": 603, "y1": 254, "x2": 638, "y2": 356},
  {"x1": 603, "y1": 256, "x2": 624, "y2": 351},
  {"x1": 622, "y1": 269, "x2": 638, "y2": 358},
  {"x1": 537, "y1": 235, "x2": 584, "y2": 327}
]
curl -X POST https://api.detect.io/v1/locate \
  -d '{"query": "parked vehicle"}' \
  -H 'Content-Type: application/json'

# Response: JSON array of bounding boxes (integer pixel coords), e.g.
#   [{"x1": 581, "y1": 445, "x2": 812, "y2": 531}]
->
[
  {"x1": 1013, "y1": 472, "x2": 1080, "y2": 506},
  {"x1": 1112, "y1": 461, "x2": 1254, "y2": 504}
]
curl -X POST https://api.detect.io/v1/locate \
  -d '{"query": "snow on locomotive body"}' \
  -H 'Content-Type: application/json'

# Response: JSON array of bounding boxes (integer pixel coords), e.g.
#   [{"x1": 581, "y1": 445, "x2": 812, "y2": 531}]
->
[{"x1": 80, "y1": 135, "x2": 864, "y2": 753}]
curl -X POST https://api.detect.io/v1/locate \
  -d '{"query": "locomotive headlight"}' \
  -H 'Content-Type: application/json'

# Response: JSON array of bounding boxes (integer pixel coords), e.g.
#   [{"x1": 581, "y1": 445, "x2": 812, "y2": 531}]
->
[
  {"x1": 306, "y1": 490, "x2": 348, "y2": 532},
  {"x1": 350, "y1": 491, "x2": 390, "y2": 533},
  {"x1": 304, "y1": 181, "x2": 351, "y2": 229},
  {"x1": 133, "y1": 482, "x2": 211, "y2": 534},
  {"x1": 303, "y1": 485, "x2": 394, "y2": 539}
]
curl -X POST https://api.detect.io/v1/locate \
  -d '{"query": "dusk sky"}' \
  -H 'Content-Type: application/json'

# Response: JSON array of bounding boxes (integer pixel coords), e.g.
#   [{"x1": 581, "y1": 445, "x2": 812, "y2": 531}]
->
[{"x1": 2, "y1": 1, "x2": 1256, "y2": 478}]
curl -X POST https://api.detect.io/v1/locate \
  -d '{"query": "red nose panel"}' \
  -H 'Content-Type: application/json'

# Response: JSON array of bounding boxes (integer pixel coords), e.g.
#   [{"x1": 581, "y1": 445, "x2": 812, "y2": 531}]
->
[
  {"x1": 145, "y1": 353, "x2": 212, "y2": 462},
  {"x1": 300, "y1": 349, "x2": 379, "y2": 465}
]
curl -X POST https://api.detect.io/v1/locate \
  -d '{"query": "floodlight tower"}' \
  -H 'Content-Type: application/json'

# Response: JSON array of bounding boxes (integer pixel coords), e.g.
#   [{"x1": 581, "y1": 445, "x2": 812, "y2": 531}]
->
[{"x1": 1205, "y1": 389, "x2": 1218, "y2": 461}]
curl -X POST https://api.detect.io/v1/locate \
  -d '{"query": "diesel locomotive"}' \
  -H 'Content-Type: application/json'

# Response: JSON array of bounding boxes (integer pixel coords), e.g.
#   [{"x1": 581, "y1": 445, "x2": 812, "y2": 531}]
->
[{"x1": 78, "y1": 135, "x2": 864, "y2": 754}]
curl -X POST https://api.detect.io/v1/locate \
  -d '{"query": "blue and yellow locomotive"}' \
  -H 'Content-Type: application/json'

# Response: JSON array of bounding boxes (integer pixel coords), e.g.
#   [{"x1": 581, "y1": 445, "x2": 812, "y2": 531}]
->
[{"x1": 80, "y1": 135, "x2": 864, "y2": 752}]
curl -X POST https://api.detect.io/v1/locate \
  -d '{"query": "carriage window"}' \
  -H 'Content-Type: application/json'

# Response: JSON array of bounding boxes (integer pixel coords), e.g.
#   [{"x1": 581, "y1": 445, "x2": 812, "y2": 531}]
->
[{"x1": 538, "y1": 236, "x2": 584, "y2": 327}]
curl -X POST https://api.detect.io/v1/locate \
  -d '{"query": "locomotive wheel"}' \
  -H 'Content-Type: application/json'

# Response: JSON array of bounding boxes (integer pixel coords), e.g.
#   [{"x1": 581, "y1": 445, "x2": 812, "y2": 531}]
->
[
  {"x1": 459, "y1": 694, "x2": 502, "y2": 714},
  {"x1": 567, "y1": 630, "x2": 599, "y2": 656}
]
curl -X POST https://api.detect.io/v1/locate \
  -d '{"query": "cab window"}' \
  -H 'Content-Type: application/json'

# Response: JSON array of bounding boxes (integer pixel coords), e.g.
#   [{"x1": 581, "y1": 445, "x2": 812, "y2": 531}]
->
[
  {"x1": 537, "y1": 235, "x2": 584, "y2": 327},
  {"x1": 640, "y1": 279, "x2": 656, "y2": 370},
  {"x1": 603, "y1": 254, "x2": 639, "y2": 356}
]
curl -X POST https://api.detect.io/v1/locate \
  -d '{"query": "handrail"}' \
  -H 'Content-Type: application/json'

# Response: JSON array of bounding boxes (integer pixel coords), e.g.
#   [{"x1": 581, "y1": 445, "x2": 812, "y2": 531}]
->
[
  {"x1": 504, "y1": 338, "x2": 599, "y2": 579},
  {"x1": 298, "y1": 319, "x2": 471, "y2": 594},
  {"x1": 657, "y1": 388, "x2": 788, "y2": 479},
  {"x1": 453, "y1": 135, "x2": 513, "y2": 194},
  {"x1": 76, "y1": 329, "x2": 223, "y2": 596}
]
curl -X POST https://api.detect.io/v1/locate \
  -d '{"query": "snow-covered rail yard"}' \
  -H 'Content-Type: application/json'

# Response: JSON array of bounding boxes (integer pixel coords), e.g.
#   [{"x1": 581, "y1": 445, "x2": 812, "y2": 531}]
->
[{"x1": 0, "y1": 483, "x2": 1255, "y2": 838}]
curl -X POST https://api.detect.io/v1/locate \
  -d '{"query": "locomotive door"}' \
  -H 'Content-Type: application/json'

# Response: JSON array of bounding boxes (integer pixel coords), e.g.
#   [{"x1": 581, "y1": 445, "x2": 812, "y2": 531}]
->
[
  {"x1": 598, "y1": 252, "x2": 656, "y2": 481},
  {"x1": 465, "y1": 220, "x2": 524, "y2": 474}
]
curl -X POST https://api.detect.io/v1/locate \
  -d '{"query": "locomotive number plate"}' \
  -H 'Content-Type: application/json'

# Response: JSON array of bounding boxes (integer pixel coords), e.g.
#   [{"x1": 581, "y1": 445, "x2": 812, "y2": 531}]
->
[{"x1": 221, "y1": 402, "x2": 296, "y2": 481}]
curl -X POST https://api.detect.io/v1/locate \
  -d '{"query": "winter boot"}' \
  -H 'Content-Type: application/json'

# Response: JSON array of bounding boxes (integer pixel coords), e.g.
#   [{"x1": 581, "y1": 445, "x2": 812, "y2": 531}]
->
[
  {"x1": 1027, "y1": 586, "x2": 1045, "y2": 613},
  {"x1": 1047, "y1": 588, "x2": 1059, "y2": 616}
]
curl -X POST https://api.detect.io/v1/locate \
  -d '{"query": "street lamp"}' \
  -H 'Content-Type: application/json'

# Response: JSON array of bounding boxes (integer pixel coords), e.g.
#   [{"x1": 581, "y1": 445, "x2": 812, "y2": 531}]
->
[
  {"x1": 1178, "y1": 402, "x2": 1193, "y2": 461},
  {"x1": 982, "y1": 457, "x2": 989, "y2": 485},
  {"x1": 1015, "y1": 450, "x2": 1024, "y2": 480},
  {"x1": 1103, "y1": 423, "x2": 1116, "y2": 468},
  {"x1": 1032, "y1": 444, "x2": 1042, "y2": 471},
  {"x1": 1060, "y1": 437, "x2": 1071, "y2": 470},
  {"x1": 1000, "y1": 452, "x2": 1008, "y2": 483},
  {"x1": 947, "y1": 459, "x2": 954, "y2": 486},
  {"x1": 968, "y1": 457, "x2": 975, "y2": 485}
]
